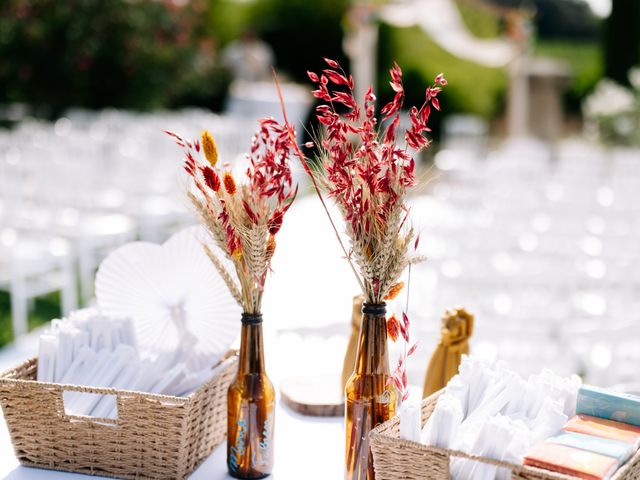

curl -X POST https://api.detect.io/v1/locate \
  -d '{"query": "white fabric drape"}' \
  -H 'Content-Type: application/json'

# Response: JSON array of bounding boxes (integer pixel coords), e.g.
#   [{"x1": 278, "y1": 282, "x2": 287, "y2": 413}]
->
[{"x1": 381, "y1": 0, "x2": 516, "y2": 68}]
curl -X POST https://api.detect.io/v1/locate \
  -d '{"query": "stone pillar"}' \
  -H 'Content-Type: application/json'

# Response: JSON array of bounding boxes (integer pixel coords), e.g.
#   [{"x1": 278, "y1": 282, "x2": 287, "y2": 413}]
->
[
  {"x1": 527, "y1": 59, "x2": 572, "y2": 143},
  {"x1": 507, "y1": 53, "x2": 530, "y2": 137},
  {"x1": 505, "y1": 8, "x2": 534, "y2": 138}
]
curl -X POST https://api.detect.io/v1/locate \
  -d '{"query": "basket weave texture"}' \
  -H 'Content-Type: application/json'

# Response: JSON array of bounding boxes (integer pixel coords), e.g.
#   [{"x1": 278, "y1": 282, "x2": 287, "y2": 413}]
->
[
  {"x1": 0, "y1": 353, "x2": 238, "y2": 480},
  {"x1": 370, "y1": 391, "x2": 640, "y2": 480}
]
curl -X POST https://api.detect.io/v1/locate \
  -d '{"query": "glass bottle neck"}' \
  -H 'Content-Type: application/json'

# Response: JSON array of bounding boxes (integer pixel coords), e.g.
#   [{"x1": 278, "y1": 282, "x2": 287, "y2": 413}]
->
[
  {"x1": 354, "y1": 303, "x2": 389, "y2": 375},
  {"x1": 238, "y1": 315, "x2": 265, "y2": 375}
]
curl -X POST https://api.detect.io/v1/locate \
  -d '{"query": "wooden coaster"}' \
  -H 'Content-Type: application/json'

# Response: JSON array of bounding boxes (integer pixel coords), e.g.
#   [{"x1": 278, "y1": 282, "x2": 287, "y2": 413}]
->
[{"x1": 280, "y1": 375, "x2": 344, "y2": 417}]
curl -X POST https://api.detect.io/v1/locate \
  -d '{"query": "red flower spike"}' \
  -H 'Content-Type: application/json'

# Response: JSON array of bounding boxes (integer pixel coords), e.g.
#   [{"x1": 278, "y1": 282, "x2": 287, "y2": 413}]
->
[
  {"x1": 268, "y1": 210, "x2": 284, "y2": 235},
  {"x1": 384, "y1": 115, "x2": 400, "y2": 144},
  {"x1": 243, "y1": 200, "x2": 259, "y2": 224},
  {"x1": 323, "y1": 69, "x2": 350, "y2": 86},
  {"x1": 393, "y1": 376, "x2": 404, "y2": 392},
  {"x1": 402, "y1": 312, "x2": 410, "y2": 330},
  {"x1": 202, "y1": 166, "x2": 220, "y2": 192},
  {"x1": 387, "y1": 315, "x2": 400, "y2": 342},
  {"x1": 399, "y1": 321, "x2": 409, "y2": 343},
  {"x1": 289, "y1": 58, "x2": 446, "y2": 403},
  {"x1": 408, "y1": 342, "x2": 419, "y2": 357},
  {"x1": 323, "y1": 57, "x2": 339, "y2": 68},
  {"x1": 435, "y1": 73, "x2": 447, "y2": 85}
]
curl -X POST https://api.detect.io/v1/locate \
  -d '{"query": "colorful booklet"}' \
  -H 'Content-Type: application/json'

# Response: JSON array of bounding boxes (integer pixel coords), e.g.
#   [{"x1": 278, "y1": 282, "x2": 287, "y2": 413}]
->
[
  {"x1": 578, "y1": 385, "x2": 640, "y2": 427},
  {"x1": 524, "y1": 443, "x2": 619, "y2": 480},
  {"x1": 564, "y1": 414, "x2": 640, "y2": 447},
  {"x1": 546, "y1": 431, "x2": 636, "y2": 463}
]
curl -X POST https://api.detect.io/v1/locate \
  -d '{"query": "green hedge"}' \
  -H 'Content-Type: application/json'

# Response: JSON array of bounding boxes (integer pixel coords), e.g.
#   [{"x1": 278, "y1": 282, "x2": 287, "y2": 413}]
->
[{"x1": 0, "y1": 0, "x2": 230, "y2": 116}]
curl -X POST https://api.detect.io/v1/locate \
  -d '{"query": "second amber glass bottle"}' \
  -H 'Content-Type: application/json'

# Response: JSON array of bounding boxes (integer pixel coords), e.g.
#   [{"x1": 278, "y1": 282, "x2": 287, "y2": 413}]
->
[
  {"x1": 345, "y1": 303, "x2": 398, "y2": 480},
  {"x1": 227, "y1": 313, "x2": 275, "y2": 479}
]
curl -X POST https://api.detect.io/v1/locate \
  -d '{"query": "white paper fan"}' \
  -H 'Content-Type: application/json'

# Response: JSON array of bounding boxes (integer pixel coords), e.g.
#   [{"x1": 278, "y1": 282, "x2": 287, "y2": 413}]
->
[{"x1": 95, "y1": 226, "x2": 241, "y2": 357}]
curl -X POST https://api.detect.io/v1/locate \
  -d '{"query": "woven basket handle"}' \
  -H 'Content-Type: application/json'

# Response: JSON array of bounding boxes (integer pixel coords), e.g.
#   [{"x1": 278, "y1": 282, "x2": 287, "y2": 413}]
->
[
  {"x1": 57, "y1": 382, "x2": 123, "y2": 425},
  {"x1": 55, "y1": 382, "x2": 186, "y2": 426},
  {"x1": 56, "y1": 382, "x2": 123, "y2": 396}
]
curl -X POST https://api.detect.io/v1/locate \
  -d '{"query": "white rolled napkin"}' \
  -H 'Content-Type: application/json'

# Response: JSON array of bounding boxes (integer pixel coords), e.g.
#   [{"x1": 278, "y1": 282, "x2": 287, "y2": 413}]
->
[
  {"x1": 37, "y1": 335, "x2": 57, "y2": 383},
  {"x1": 88, "y1": 316, "x2": 114, "y2": 352},
  {"x1": 37, "y1": 308, "x2": 234, "y2": 411},
  {"x1": 420, "y1": 356, "x2": 583, "y2": 480},
  {"x1": 452, "y1": 414, "x2": 514, "y2": 480},
  {"x1": 399, "y1": 399, "x2": 422, "y2": 443},
  {"x1": 54, "y1": 326, "x2": 75, "y2": 382},
  {"x1": 422, "y1": 393, "x2": 464, "y2": 448},
  {"x1": 60, "y1": 346, "x2": 98, "y2": 385},
  {"x1": 91, "y1": 360, "x2": 142, "y2": 418}
]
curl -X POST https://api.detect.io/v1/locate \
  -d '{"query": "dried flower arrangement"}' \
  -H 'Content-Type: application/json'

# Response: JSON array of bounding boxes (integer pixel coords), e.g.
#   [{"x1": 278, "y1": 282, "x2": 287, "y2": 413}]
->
[
  {"x1": 165, "y1": 118, "x2": 297, "y2": 315},
  {"x1": 276, "y1": 58, "x2": 446, "y2": 401}
]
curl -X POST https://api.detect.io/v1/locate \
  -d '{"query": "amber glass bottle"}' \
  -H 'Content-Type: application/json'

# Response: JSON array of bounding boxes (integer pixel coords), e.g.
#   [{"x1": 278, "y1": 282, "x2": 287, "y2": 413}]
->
[
  {"x1": 227, "y1": 313, "x2": 275, "y2": 479},
  {"x1": 345, "y1": 303, "x2": 397, "y2": 480}
]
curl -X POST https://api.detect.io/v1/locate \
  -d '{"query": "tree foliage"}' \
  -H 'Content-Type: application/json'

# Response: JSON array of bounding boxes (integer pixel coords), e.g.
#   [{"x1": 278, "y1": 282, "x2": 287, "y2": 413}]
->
[
  {"x1": 0, "y1": 0, "x2": 229, "y2": 116},
  {"x1": 604, "y1": 0, "x2": 640, "y2": 85}
]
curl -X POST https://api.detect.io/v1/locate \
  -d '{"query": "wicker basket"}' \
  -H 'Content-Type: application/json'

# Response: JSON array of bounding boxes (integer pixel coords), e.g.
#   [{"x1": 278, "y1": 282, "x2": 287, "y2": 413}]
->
[
  {"x1": 370, "y1": 391, "x2": 640, "y2": 480},
  {"x1": 0, "y1": 353, "x2": 238, "y2": 480}
]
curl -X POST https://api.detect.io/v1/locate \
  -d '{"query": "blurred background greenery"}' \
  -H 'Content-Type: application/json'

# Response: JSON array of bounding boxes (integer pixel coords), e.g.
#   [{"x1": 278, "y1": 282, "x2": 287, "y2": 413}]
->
[
  {"x1": 0, "y1": 0, "x2": 632, "y2": 120},
  {"x1": 0, "y1": 0, "x2": 639, "y2": 345}
]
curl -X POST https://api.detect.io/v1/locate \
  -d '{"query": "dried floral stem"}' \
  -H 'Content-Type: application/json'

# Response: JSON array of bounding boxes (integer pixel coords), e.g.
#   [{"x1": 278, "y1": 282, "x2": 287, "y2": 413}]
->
[
  {"x1": 272, "y1": 68, "x2": 366, "y2": 294},
  {"x1": 203, "y1": 243, "x2": 243, "y2": 306},
  {"x1": 166, "y1": 116, "x2": 296, "y2": 316},
  {"x1": 277, "y1": 58, "x2": 445, "y2": 404},
  {"x1": 277, "y1": 59, "x2": 446, "y2": 305}
]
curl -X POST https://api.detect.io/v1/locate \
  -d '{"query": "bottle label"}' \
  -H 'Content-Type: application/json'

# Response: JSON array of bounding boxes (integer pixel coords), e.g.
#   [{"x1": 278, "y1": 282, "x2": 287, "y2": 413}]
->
[
  {"x1": 229, "y1": 417, "x2": 247, "y2": 472},
  {"x1": 252, "y1": 411, "x2": 274, "y2": 468},
  {"x1": 228, "y1": 401, "x2": 275, "y2": 473}
]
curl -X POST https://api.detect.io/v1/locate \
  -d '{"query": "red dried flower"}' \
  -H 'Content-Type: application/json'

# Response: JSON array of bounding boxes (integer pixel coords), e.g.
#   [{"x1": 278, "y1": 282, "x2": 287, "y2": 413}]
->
[
  {"x1": 276, "y1": 61, "x2": 438, "y2": 402},
  {"x1": 243, "y1": 200, "x2": 258, "y2": 224},
  {"x1": 201, "y1": 166, "x2": 220, "y2": 192},
  {"x1": 223, "y1": 172, "x2": 237, "y2": 195},
  {"x1": 387, "y1": 315, "x2": 400, "y2": 342},
  {"x1": 384, "y1": 282, "x2": 405, "y2": 301},
  {"x1": 268, "y1": 210, "x2": 283, "y2": 235},
  {"x1": 266, "y1": 235, "x2": 276, "y2": 261},
  {"x1": 166, "y1": 113, "x2": 297, "y2": 314},
  {"x1": 323, "y1": 57, "x2": 339, "y2": 68},
  {"x1": 435, "y1": 73, "x2": 448, "y2": 85},
  {"x1": 303, "y1": 59, "x2": 445, "y2": 248}
]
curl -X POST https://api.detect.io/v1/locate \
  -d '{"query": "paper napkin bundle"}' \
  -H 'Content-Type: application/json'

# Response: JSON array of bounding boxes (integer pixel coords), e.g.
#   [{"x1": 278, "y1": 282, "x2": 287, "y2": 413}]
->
[
  {"x1": 401, "y1": 355, "x2": 582, "y2": 480},
  {"x1": 37, "y1": 308, "x2": 232, "y2": 418}
]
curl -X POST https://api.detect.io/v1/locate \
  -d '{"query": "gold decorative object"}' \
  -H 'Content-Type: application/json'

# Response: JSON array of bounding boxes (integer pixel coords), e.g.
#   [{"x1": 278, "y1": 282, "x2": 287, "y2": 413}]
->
[{"x1": 423, "y1": 307, "x2": 474, "y2": 398}]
